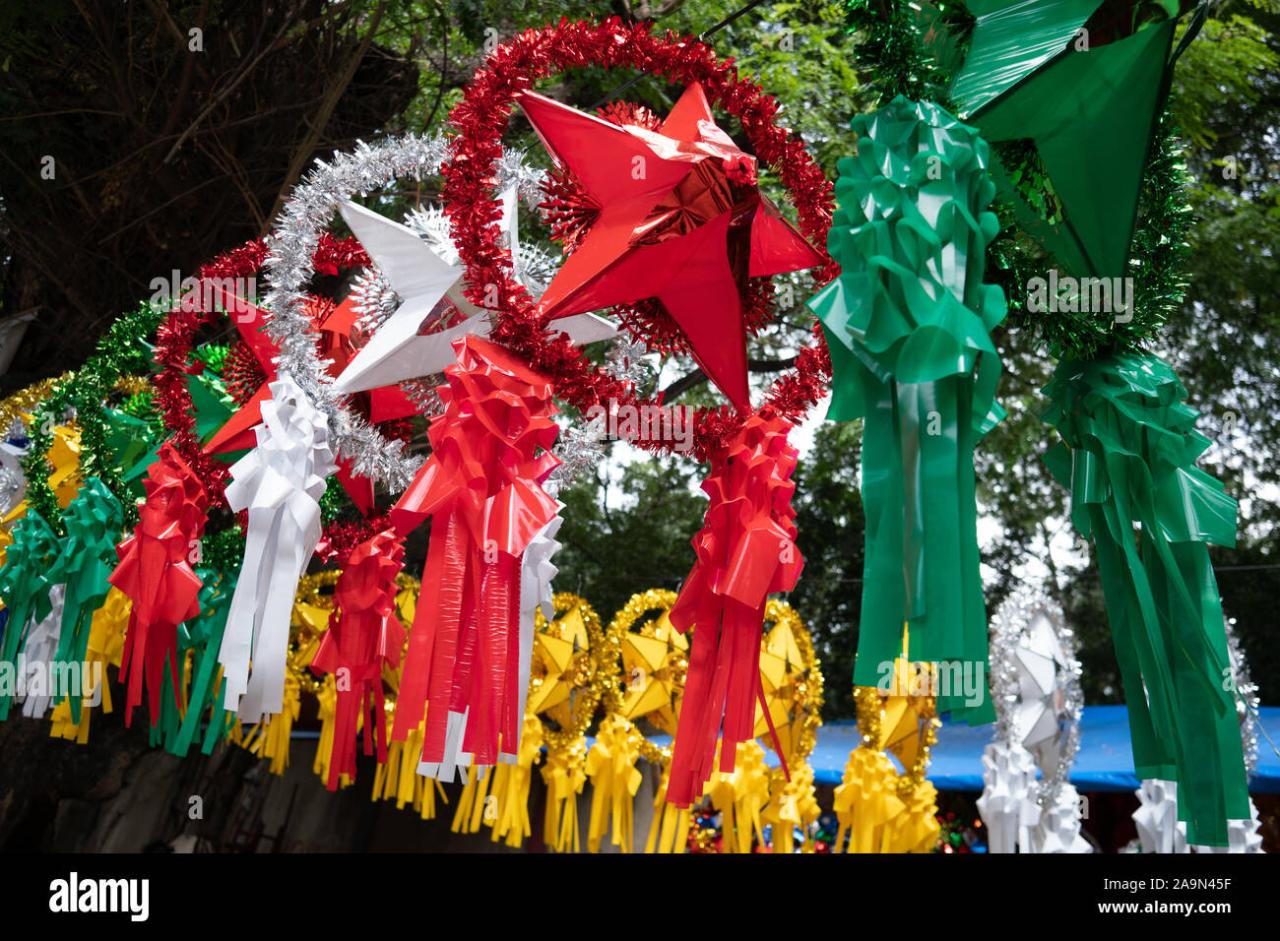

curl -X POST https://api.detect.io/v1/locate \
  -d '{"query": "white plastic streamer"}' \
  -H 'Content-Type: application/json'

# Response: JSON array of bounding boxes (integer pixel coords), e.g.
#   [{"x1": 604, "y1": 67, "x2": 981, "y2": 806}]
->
[{"x1": 219, "y1": 378, "x2": 335, "y2": 722}]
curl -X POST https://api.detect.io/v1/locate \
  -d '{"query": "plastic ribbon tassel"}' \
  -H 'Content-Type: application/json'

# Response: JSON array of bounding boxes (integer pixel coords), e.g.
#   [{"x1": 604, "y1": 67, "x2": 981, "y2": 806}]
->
[
  {"x1": 1132, "y1": 778, "x2": 1187, "y2": 854},
  {"x1": 763, "y1": 765, "x2": 820, "y2": 854},
  {"x1": 18, "y1": 585, "x2": 65, "y2": 718},
  {"x1": 705, "y1": 740, "x2": 771, "y2": 854},
  {"x1": 541, "y1": 738, "x2": 586, "y2": 853},
  {"x1": 584, "y1": 715, "x2": 644, "y2": 853},
  {"x1": 49, "y1": 477, "x2": 124, "y2": 726},
  {"x1": 889, "y1": 779, "x2": 941, "y2": 853},
  {"x1": 452, "y1": 714, "x2": 544, "y2": 847},
  {"x1": 111, "y1": 442, "x2": 208, "y2": 728},
  {"x1": 0, "y1": 508, "x2": 60, "y2": 720},
  {"x1": 833, "y1": 746, "x2": 905, "y2": 854},
  {"x1": 666, "y1": 413, "x2": 802, "y2": 807},
  {"x1": 809, "y1": 97, "x2": 1006, "y2": 723},
  {"x1": 375, "y1": 719, "x2": 449, "y2": 822},
  {"x1": 1032, "y1": 781, "x2": 1092, "y2": 854},
  {"x1": 389, "y1": 336, "x2": 559, "y2": 782},
  {"x1": 1042, "y1": 353, "x2": 1250, "y2": 846},
  {"x1": 170, "y1": 568, "x2": 237, "y2": 757},
  {"x1": 49, "y1": 588, "x2": 130, "y2": 743},
  {"x1": 976, "y1": 740, "x2": 1040, "y2": 853},
  {"x1": 310, "y1": 529, "x2": 406, "y2": 790},
  {"x1": 645, "y1": 762, "x2": 692, "y2": 854},
  {"x1": 220, "y1": 377, "x2": 336, "y2": 723}
]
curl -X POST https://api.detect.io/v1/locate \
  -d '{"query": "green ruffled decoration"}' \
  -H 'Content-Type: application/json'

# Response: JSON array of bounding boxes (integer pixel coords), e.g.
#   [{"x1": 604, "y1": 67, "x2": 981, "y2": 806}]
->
[
  {"x1": 48, "y1": 477, "x2": 124, "y2": 725},
  {"x1": 1042, "y1": 352, "x2": 1249, "y2": 845},
  {"x1": 0, "y1": 509, "x2": 62, "y2": 720},
  {"x1": 809, "y1": 96, "x2": 1006, "y2": 722}
]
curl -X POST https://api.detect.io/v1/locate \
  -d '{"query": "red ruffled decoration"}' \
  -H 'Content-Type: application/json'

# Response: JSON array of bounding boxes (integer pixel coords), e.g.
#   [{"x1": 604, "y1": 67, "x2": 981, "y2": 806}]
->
[
  {"x1": 442, "y1": 16, "x2": 837, "y2": 458},
  {"x1": 310, "y1": 528, "x2": 406, "y2": 791},
  {"x1": 666, "y1": 412, "x2": 803, "y2": 807},
  {"x1": 110, "y1": 443, "x2": 209, "y2": 727},
  {"x1": 389, "y1": 335, "x2": 560, "y2": 769}
]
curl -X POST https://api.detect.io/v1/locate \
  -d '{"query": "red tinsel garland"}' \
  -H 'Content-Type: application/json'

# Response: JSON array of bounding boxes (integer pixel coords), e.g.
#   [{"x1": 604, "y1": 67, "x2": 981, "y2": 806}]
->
[
  {"x1": 153, "y1": 234, "x2": 368, "y2": 508},
  {"x1": 442, "y1": 16, "x2": 837, "y2": 458}
]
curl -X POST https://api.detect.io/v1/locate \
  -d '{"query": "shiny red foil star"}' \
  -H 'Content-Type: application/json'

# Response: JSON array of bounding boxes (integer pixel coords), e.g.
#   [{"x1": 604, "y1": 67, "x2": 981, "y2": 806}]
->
[{"x1": 518, "y1": 82, "x2": 825, "y2": 410}]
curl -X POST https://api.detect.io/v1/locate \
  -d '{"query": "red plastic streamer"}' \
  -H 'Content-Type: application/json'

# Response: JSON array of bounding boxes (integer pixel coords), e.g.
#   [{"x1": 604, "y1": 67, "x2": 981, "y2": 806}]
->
[
  {"x1": 310, "y1": 528, "x2": 406, "y2": 790},
  {"x1": 666, "y1": 412, "x2": 803, "y2": 806},
  {"x1": 389, "y1": 335, "x2": 560, "y2": 769},
  {"x1": 110, "y1": 443, "x2": 210, "y2": 727}
]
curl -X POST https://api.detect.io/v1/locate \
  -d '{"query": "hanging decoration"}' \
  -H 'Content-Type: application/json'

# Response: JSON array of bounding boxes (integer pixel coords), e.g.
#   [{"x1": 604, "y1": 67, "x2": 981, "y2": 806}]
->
[
  {"x1": 809, "y1": 95, "x2": 1005, "y2": 723},
  {"x1": 111, "y1": 443, "x2": 208, "y2": 728},
  {"x1": 0, "y1": 510, "x2": 61, "y2": 720},
  {"x1": 442, "y1": 16, "x2": 836, "y2": 459},
  {"x1": 220, "y1": 377, "x2": 336, "y2": 723},
  {"x1": 389, "y1": 336, "x2": 560, "y2": 783},
  {"x1": 1043, "y1": 352, "x2": 1250, "y2": 847},
  {"x1": 979, "y1": 585, "x2": 1088, "y2": 853}
]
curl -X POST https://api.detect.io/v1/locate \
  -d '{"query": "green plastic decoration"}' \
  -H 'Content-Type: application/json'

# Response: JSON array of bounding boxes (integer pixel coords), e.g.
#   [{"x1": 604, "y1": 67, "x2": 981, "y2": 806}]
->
[
  {"x1": 48, "y1": 477, "x2": 125, "y2": 725},
  {"x1": 168, "y1": 567, "x2": 238, "y2": 757},
  {"x1": 0, "y1": 509, "x2": 62, "y2": 720},
  {"x1": 809, "y1": 96, "x2": 1006, "y2": 722},
  {"x1": 951, "y1": 0, "x2": 1195, "y2": 282},
  {"x1": 1042, "y1": 353, "x2": 1250, "y2": 846}
]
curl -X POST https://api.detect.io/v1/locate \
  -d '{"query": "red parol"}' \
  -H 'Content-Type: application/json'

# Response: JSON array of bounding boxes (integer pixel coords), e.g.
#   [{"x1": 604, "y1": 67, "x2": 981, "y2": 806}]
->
[
  {"x1": 110, "y1": 443, "x2": 209, "y2": 727},
  {"x1": 389, "y1": 335, "x2": 560, "y2": 770},
  {"x1": 310, "y1": 528, "x2": 406, "y2": 791},
  {"x1": 666, "y1": 412, "x2": 803, "y2": 807}
]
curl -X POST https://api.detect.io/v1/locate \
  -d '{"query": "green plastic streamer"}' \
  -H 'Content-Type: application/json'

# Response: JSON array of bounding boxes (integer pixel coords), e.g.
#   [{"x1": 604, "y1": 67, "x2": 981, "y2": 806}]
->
[
  {"x1": 48, "y1": 478, "x2": 124, "y2": 724},
  {"x1": 169, "y1": 566, "x2": 238, "y2": 757},
  {"x1": 1042, "y1": 353, "x2": 1250, "y2": 845},
  {"x1": 809, "y1": 97, "x2": 1006, "y2": 722}
]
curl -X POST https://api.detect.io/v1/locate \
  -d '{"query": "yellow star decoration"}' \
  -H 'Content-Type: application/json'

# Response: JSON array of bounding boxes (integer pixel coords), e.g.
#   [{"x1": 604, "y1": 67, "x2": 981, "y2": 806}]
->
[
  {"x1": 593, "y1": 590, "x2": 823, "y2": 854},
  {"x1": 834, "y1": 629, "x2": 942, "y2": 854}
]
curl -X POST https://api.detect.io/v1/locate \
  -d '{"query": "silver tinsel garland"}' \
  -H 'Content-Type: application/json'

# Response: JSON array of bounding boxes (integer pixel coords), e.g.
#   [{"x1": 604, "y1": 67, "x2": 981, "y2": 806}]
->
[{"x1": 987, "y1": 583, "x2": 1085, "y2": 807}]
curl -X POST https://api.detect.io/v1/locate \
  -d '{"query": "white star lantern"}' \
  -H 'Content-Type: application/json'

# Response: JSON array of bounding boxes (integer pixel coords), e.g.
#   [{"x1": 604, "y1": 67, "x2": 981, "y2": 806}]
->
[{"x1": 333, "y1": 187, "x2": 616, "y2": 396}]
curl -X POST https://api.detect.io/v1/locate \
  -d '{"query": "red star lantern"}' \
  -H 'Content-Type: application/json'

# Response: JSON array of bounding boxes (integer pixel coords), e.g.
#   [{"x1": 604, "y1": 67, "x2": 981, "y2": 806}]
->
[
  {"x1": 201, "y1": 283, "x2": 417, "y2": 515},
  {"x1": 517, "y1": 82, "x2": 825, "y2": 410}
]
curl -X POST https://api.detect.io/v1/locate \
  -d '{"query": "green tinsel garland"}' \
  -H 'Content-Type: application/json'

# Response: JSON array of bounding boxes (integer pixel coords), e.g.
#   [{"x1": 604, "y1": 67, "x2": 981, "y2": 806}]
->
[{"x1": 22, "y1": 302, "x2": 165, "y2": 534}]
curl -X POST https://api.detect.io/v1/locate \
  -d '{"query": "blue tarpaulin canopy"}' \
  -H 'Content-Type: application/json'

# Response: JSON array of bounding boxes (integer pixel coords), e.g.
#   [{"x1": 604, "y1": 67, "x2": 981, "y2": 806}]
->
[{"x1": 803, "y1": 705, "x2": 1280, "y2": 793}]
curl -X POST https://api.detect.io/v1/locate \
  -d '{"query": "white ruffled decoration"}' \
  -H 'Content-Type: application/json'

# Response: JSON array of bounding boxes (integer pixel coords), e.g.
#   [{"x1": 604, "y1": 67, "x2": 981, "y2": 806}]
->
[
  {"x1": 1031, "y1": 781, "x2": 1092, "y2": 853},
  {"x1": 219, "y1": 377, "x2": 335, "y2": 723},
  {"x1": 17, "y1": 585, "x2": 65, "y2": 718},
  {"x1": 976, "y1": 740, "x2": 1040, "y2": 853},
  {"x1": 1133, "y1": 779, "x2": 1188, "y2": 854}
]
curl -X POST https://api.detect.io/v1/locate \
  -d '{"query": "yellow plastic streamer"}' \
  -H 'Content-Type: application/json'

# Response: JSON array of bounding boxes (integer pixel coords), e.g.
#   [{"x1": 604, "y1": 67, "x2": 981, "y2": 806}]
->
[
  {"x1": 584, "y1": 714, "x2": 643, "y2": 852},
  {"x1": 541, "y1": 738, "x2": 586, "y2": 853}
]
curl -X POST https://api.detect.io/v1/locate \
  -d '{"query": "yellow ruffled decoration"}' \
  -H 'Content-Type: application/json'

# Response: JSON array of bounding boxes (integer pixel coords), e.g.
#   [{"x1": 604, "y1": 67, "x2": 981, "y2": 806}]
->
[
  {"x1": 48, "y1": 588, "x2": 131, "y2": 744},
  {"x1": 763, "y1": 764, "x2": 821, "y2": 854},
  {"x1": 705, "y1": 740, "x2": 771, "y2": 854},
  {"x1": 374, "y1": 716, "x2": 447, "y2": 821},
  {"x1": 584, "y1": 715, "x2": 643, "y2": 852},
  {"x1": 833, "y1": 746, "x2": 905, "y2": 853},
  {"x1": 541, "y1": 737, "x2": 586, "y2": 853},
  {"x1": 888, "y1": 779, "x2": 941, "y2": 853}
]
